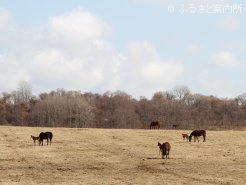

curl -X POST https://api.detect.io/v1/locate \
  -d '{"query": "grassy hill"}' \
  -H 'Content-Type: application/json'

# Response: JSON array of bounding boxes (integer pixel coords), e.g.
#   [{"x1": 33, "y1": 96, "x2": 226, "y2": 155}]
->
[{"x1": 0, "y1": 126, "x2": 245, "y2": 184}]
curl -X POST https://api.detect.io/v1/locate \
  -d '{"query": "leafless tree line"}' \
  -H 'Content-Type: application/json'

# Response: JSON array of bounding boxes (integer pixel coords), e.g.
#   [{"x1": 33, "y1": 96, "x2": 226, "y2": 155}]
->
[{"x1": 0, "y1": 83, "x2": 246, "y2": 130}]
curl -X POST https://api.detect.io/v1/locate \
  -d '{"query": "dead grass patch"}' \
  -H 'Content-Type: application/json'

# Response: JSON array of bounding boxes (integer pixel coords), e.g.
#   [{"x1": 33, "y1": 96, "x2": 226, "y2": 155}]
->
[{"x1": 0, "y1": 126, "x2": 245, "y2": 184}]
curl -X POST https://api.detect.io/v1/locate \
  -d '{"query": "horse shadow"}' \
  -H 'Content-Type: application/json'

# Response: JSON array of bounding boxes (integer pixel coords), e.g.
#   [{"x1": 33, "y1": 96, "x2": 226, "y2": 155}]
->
[
  {"x1": 145, "y1": 157, "x2": 183, "y2": 160},
  {"x1": 146, "y1": 157, "x2": 162, "y2": 160}
]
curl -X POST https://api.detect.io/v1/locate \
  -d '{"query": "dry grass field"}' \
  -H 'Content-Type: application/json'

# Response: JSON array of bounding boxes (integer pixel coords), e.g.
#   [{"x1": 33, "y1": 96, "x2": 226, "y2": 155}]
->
[{"x1": 0, "y1": 126, "x2": 245, "y2": 185}]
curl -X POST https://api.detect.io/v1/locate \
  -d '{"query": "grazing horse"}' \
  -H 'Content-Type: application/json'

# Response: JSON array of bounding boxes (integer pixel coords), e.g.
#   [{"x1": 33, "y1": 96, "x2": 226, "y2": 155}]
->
[
  {"x1": 30, "y1": 135, "x2": 39, "y2": 145},
  {"x1": 173, "y1": 124, "x2": 179, "y2": 129},
  {"x1": 150, "y1": 121, "x2": 160, "y2": 129},
  {"x1": 189, "y1": 130, "x2": 206, "y2": 142},
  {"x1": 182, "y1": 134, "x2": 189, "y2": 141},
  {"x1": 158, "y1": 142, "x2": 171, "y2": 159},
  {"x1": 39, "y1": 132, "x2": 53, "y2": 146}
]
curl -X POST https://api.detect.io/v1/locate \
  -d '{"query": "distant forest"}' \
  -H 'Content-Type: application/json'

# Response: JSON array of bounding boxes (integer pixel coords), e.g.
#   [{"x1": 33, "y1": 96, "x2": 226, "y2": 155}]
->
[{"x1": 1, "y1": 81, "x2": 246, "y2": 130}]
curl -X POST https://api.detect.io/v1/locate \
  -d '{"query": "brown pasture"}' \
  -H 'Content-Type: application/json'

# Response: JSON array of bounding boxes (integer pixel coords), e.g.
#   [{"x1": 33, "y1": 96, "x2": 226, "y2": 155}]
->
[{"x1": 0, "y1": 126, "x2": 245, "y2": 185}]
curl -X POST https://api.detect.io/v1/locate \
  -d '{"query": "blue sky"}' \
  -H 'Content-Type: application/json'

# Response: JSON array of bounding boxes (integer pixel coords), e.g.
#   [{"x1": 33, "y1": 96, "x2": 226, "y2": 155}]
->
[{"x1": 0, "y1": 0, "x2": 245, "y2": 99}]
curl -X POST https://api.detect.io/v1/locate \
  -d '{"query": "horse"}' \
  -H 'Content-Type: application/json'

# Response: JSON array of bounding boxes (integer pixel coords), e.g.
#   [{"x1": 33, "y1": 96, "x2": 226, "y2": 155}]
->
[
  {"x1": 173, "y1": 124, "x2": 179, "y2": 129},
  {"x1": 39, "y1": 132, "x2": 53, "y2": 146},
  {"x1": 158, "y1": 142, "x2": 171, "y2": 159},
  {"x1": 150, "y1": 121, "x2": 160, "y2": 129},
  {"x1": 189, "y1": 130, "x2": 206, "y2": 142},
  {"x1": 30, "y1": 135, "x2": 39, "y2": 145},
  {"x1": 182, "y1": 134, "x2": 189, "y2": 141}
]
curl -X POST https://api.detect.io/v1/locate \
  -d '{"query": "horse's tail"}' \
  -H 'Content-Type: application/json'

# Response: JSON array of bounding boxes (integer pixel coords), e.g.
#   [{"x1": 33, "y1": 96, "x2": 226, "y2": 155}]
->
[
  {"x1": 50, "y1": 132, "x2": 53, "y2": 141},
  {"x1": 203, "y1": 130, "x2": 206, "y2": 142}
]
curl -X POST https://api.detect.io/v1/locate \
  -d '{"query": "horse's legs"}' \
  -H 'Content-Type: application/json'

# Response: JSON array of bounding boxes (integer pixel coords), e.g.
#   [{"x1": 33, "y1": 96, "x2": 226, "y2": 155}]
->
[
  {"x1": 39, "y1": 139, "x2": 43, "y2": 146},
  {"x1": 161, "y1": 149, "x2": 164, "y2": 159}
]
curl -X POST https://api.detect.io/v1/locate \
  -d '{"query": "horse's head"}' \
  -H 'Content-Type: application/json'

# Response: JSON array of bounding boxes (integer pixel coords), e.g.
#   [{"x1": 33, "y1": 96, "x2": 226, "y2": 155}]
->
[
  {"x1": 158, "y1": 142, "x2": 164, "y2": 150},
  {"x1": 188, "y1": 135, "x2": 192, "y2": 142},
  {"x1": 157, "y1": 142, "x2": 162, "y2": 155}
]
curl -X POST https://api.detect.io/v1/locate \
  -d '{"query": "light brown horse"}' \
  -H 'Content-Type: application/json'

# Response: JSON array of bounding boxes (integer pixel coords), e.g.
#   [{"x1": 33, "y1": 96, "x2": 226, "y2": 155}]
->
[
  {"x1": 158, "y1": 142, "x2": 171, "y2": 159},
  {"x1": 182, "y1": 134, "x2": 189, "y2": 141},
  {"x1": 150, "y1": 121, "x2": 160, "y2": 129},
  {"x1": 30, "y1": 135, "x2": 39, "y2": 145}
]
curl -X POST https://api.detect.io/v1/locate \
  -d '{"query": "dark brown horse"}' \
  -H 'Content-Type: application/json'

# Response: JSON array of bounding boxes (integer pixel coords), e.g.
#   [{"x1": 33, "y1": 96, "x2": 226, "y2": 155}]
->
[
  {"x1": 150, "y1": 121, "x2": 160, "y2": 129},
  {"x1": 39, "y1": 132, "x2": 53, "y2": 145},
  {"x1": 173, "y1": 124, "x2": 179, "y2": 129},
  {"x1": 158, "y1": 142, "x2": 171, "y2": 159},
  {"x1": 189, "y1": 130, "x2": 206, "y2": 142}
]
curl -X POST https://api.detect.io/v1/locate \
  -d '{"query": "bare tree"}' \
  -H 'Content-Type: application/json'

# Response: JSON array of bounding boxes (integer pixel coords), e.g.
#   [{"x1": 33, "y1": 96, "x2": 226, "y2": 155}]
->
[
  {"x1": 171, "y1": 85, "x2": 191, "y2": 104},
  {"x1": 31, "y1": 90, "x2": 94, "y2": 127},
  {"x1": 1, "y1": 85, "x2": 246, "y2": 130},
  {"x1": 236, "y1": 93, "x2": 246, "y2": 107},
  {"x1": 17, "y1": 81, "x2": 33, "y2": 103}
]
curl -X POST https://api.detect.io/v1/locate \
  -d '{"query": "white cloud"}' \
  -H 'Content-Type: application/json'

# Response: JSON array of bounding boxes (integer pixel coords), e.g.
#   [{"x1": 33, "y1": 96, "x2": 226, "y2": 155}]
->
[
  {"x1": 120, "y1": 42, "x2": 183, "y2": 98},
  {"x1": 0, "y1": 9, "x2": 184, "y2": 98},
  {"x1": 0, "y1": 9, "x2": 116, "y2": 93},
  {"x1": 0, "y1": 53, "x2": 30, "y2": 90},
  {"x1": 211, "y1": 51, "x2": 238, "y2": 67},
  {"x1": 46, "y1": 9, "x2": 110, "y2": 45},
  {"x1": 29, "y1": 48, "x2": 107, "y2": 89},
  {"x1": 142, "y1": 61, "x2": 183, "y2": 83}
]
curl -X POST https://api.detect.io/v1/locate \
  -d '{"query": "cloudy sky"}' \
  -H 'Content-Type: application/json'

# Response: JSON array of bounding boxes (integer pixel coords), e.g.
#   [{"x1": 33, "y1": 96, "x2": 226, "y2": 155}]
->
[{"x1": 0, "y1": 0, "x2": 245, "y2": 99}]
